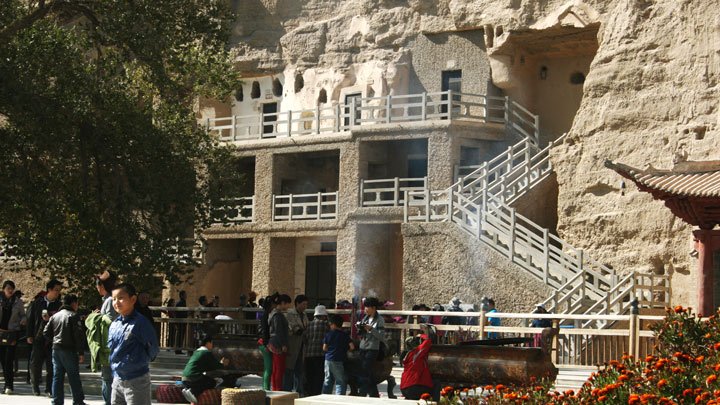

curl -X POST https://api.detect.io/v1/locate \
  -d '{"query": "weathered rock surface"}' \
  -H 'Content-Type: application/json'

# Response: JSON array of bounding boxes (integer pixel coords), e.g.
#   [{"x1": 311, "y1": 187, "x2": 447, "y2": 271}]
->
[{"x1": 551, "y1": 0, "x2": 720, "y2": 308}]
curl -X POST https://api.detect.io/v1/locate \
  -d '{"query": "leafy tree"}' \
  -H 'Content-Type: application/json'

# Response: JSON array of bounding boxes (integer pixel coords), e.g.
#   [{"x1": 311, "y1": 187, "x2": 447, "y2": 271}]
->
[{"x1": 0, "y1": 0, "x2": 245, "y2": 301}]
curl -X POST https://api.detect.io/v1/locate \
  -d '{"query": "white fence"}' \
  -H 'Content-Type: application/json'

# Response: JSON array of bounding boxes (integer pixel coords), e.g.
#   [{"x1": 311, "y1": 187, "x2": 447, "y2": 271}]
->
[
  {"x1": 212, "y1": 196, "x2": 254, "y2": 224},
  {"x1": 272, "y1": 192, "x2": 339, "y2": 221},
  {"x1": 360, "y1": 177, "x2": 427, "y2": 207},
  {"x1": 207, "y1": 91, "x2": 540, "y2": 146},
  {"x1": 149, "y1": 306, "x2": 664, "y2": 368}
]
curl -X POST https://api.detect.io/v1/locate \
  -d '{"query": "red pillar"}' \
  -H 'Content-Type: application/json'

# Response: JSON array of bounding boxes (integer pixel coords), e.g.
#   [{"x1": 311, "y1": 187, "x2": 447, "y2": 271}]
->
[{"x1": 693, "y1": 230, "x2": 720, "y2": 316}]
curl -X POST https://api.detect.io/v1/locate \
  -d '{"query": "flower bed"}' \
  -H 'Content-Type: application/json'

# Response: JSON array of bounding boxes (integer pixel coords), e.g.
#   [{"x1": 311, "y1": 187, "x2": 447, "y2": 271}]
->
[{"x1": 425, "y1": 307, "x2": 720, "y2": 404}]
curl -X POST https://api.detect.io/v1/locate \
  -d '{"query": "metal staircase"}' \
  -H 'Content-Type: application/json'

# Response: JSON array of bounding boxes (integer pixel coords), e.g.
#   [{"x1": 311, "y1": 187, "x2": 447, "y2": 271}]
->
[{"x1": 403, "y1": 135, "x2": 670, "y2": 325}]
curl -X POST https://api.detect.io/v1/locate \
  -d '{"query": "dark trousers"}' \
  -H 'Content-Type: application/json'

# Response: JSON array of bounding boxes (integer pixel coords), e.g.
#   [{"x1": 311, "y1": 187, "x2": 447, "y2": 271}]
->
[
  {"x1": 183, "y1": 375, "x2": 217, "y2": 398},
  {"x1": 52, "y1": 348, "x2": 84, "y2": 405},
  {"x1": 304, "y1": 356, "x2": 325, "y2": 396},
  {"x1": 0, "y1": 344, "x2": 16, "y2": 390},
  {"x1": 402, "y1": 383, "x2": 441, "y2": 402},
  {"x1": 358, "y1": 349, "x2": 379, "y2": 397},
  {"x1": 31, "y1": 342, "x2": 53, "y2": 392}
]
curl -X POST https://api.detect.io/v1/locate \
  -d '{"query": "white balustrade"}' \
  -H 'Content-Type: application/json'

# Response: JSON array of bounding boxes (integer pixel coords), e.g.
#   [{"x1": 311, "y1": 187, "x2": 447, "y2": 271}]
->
[
  {"x1": 359, "y1": 177, "x2": 427, "y2": 207},
  {"x1": 213, "y1": 196, "x2": 254, "y2": 224},
  {"x1": 206, "y1": 91, "x2": 540, "y2": 146},
  {"x1": 272, "y1": 192, "x2": 339, "y2": 221}
]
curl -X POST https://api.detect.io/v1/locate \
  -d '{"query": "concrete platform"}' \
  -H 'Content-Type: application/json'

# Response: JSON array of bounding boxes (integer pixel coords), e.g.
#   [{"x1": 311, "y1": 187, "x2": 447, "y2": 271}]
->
[{"x1": 297, "y1": 394, "x2": 416, "y2": 404}]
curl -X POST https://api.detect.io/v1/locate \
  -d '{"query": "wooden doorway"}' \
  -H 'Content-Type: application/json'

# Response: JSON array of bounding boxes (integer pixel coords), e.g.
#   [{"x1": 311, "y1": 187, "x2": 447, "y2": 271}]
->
[{"x1": 305, "y1": 255, "x2": 337, "y2": 309}]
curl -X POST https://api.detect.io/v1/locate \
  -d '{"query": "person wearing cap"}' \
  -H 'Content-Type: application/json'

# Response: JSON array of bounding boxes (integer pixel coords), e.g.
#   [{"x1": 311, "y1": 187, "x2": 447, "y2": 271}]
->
[
  {"x1": 442, "y1": 297, "x2": 466, "y2": 325},
  {"x1": 304, "y1": 305, "x2": 330, "y2": 396}
]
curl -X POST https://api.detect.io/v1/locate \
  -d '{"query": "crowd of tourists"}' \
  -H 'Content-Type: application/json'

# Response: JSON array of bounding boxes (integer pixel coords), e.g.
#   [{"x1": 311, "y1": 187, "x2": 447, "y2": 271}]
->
[{"x1": 0, "y1": 274, "x2": 158, "y2": 405}]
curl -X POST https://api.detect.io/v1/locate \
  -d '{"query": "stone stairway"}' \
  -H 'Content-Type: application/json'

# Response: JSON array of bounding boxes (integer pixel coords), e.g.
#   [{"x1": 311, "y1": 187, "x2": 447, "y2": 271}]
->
[{"x1": 553, "y1": 366, "x2": 595, "y2": 392}]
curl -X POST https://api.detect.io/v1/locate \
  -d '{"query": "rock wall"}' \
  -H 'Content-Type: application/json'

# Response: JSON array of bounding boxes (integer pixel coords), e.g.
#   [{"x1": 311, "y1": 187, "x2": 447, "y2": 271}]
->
[
  {"x1": 402, "y1": 222, "x2": 553, "y2": 321},
  {"x1": 551, "y1": 0, "x2": 720, "y2": 308}
]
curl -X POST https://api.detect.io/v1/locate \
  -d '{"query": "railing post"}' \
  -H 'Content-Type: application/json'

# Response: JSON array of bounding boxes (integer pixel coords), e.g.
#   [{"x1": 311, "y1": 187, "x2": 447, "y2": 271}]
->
[
  {"x1": 448, "y1": 189, "x2": 454, "y2": 222},
  {"x1": 334, "y1": 104, "x2": 340, "y2": 132},
  {"x1": 534, "y1": 114, "x2": 541, "y2": 147},
  {"x1": 315, "y1": 105, "x2": 321, "y2": 134},
  {"x1": 446, "y1": 89, "x2": 453, "y2": 120},
  {"x1": 386, "y1": 94, "x2": 392, "y2": 124},
  {"x1": 552, "y1": 290, "x2": 558, "y2": 312},
  {"x1": 359, "y1": 179, "x2": 365, "y2": 206},
  {"x1": 251, "y1": 196, "x2": 255, "y2": 222},
  {"x1": 334, "y1": 191, "x2": 339, "y2": 218},
  {"x1": 394, "y1": 177, "x2": 400, "y2": 207},
  {"x1": 425, "y1": 189, "x2": 431, "y2": 222},
  {"x1": 508, "y1": 208, "x2": 516, "y2": 259},
  {"x1": 629, "y1": 298, "x2": 639, "y2": 358},
  {"x1": 543, "y1": 229, "x2": 549, "y2": 284},
  {"x1": 475, "y1": 202, "x2": 481, "y2": 239},
  {"x1": 257, "y1": 113, "x2": 263, "y2": 139},
  {"x1": 504, "y1": 96, "x2": 510, "y2": 131},
  {"x1": 317, "y1": 192, "x2": 322, "y2": 220},
  {"x1": 453, "y1": 165, "x2": 459, "y2": 183},
  {"x1": 231, "y1": 115, "x2": 236, "y2": 141},
  {"x1": 403, "y1": 190, "x2": 409, "y2": 222},
  {"x1": 479, "y1": 297, "x2": 489, "y2": 340},
  {"x1": 287, "y1": 110, "x2": 293, "y2": 137},
  {"x1": 421, "y1": 92, "x2": 427, "y2": 120},
  {"x1": 576, "y1": 248, "x2": 584, "y2": 272},
  {"x1": 271, "y1": 195, "x2": 276, "y2": 221},
  {"x1": 288, "y1": 194, "x2": 293, "y2": 221},
  {"x1": 350, "y1": 98, "x2": 357, "y2": 127}
]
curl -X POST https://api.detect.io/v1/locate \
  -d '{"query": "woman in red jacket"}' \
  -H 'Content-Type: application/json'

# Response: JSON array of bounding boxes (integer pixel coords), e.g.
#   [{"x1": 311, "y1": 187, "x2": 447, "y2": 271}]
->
[{"x1": 400, "y1": 325, "x2": 439, "y2": 401}]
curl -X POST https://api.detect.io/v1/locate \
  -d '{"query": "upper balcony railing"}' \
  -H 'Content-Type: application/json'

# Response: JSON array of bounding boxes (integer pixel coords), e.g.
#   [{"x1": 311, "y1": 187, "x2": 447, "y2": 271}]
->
[
  {"x1": 272, "y1": 192, "x2": 339, "y2": 221},
  {"x1": 359, "y1": 177, "x2": 427, "y2": 207},
  {"x1": 211, "y1": 197, "x2": 254, "y2": 224},
  {"x1": 206, "y1": 91, "x2": 540, "y2": 146}
]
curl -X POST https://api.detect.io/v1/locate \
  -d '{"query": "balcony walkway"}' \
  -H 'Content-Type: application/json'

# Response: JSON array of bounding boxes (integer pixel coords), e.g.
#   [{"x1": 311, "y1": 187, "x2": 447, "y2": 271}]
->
[{"x1": 208, "y1": 91, "x2": 539, "y2": 147}]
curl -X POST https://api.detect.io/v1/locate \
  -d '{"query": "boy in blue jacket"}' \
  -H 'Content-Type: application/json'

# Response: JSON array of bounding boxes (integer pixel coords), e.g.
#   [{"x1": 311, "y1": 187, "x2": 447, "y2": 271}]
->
[{"x1": 108, "y1": 283, "x2": 158, "y2": 405}]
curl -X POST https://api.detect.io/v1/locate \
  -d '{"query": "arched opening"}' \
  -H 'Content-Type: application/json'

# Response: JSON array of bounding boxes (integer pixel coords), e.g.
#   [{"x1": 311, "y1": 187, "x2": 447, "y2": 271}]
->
[
  {"x1": 272, "y1": 78, "x2": 283, "y2": 97},
  {"x1": 250, "y1": 81, "x2": 260, "y2": 99},
  {"x1": 234, "y1": 86, "x2": 243, "y2": 102},
  {"x1": 294, "y1": 74, "x2": 304, "y2": 93},
  {"x1": 317, "y1": 88, "x2": 327, "y2": 104}
]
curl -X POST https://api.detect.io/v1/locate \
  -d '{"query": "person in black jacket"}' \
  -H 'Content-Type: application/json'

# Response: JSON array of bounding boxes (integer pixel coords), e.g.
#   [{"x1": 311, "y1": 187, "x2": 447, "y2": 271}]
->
[
  {"x1": 26, "y1": 279, "x2": 63, "y2": 396},
  {"x1": 44, "y1": 294, "x2": 85, "y2": 405}
]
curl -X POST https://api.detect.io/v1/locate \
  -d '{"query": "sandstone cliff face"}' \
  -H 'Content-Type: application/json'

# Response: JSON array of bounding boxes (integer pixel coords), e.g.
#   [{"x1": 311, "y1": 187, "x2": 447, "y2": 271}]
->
[
  {"x1": 552, "y1": 0, "x2": 720, "y2": 308},
  {"x1": 228, "y1": 0, "x2": 613, "y2": 73}
]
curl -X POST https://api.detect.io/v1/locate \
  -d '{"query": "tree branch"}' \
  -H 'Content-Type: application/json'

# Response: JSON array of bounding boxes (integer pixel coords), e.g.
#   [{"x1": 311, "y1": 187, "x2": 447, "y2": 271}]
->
[{"x1": 0, "y1": 2, "x2": 55, "y2": 42}]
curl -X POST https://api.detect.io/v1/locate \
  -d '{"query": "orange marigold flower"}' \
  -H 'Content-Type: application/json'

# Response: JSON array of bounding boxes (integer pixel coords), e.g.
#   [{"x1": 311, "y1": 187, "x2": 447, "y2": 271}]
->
[
  {"x1": 629, "y1": 394, "x2": 640, "y2": 404},
  {"x1": 646, "y1": 356, "x2": 655, "y2": 362},
  {"x1": 420, "y1": 393, "x2": 431, "y2": 400},
  {"x1": 715, "y1": 343, "x2": 720, "y2": 351},
  {"x1": 684, "y1": 389, "x2": 694, "y2": 397},
  {"x1": 484, "y1": 385, "x2": 493, "y2": 391},
  {"x1": 503, "y1": 393, "x2": 518, "y2": 400},
  {"x1": 674, "y1": 305, "x2": 684, "y2": 313},
  {"x1": 672, "y1": 367, "x2": 683, "y2": 373},
  {"x1": 535, "y1": 386, "x2": 544, "y2": 392},
  {"x1": 673, "y1": 352, "x2": 682, "y2": 358},
  {"x1": 618, "y1": 374, "x2": 629, "y2": 382},
  {"x1": 696, "y1": 356, "x2": 706, "y2": 364},
  {"x1": 598, "y1": 395, "x2": 608, "y2": 402},
  {"x1": 496, "y1": 384, "x2": 506, "y2": 392},
  {"x1": 708, "y1": 374, "x2": 718, "y2": 385},
  {"x1": 657, "y1": 379, "x2": 667, "y2": 388},
  {"x1": 444, "y1": 386, "x2": 453, "y2": 392}
]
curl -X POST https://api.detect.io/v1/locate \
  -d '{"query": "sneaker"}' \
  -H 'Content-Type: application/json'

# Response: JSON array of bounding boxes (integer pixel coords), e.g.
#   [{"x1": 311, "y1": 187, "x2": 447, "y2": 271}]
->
[
  {"x1": 4, "y1": 388, "x2": 12, "y2": 395},
  {"x1": 181, "y1": 388, "x2": 197, "y2": 404}
]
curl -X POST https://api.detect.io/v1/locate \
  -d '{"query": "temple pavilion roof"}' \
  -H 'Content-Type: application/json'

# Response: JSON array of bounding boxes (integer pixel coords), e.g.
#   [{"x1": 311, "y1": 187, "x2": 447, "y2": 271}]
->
[{"x1": 605, "y1": 159, "x2": 720, "y2": 229}]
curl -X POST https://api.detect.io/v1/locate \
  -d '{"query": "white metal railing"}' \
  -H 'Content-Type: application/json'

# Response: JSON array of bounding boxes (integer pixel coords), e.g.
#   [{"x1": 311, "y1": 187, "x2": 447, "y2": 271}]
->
[
  {"x1": 272, "y1": 191, "x2": 339, "y2": 221},
  {"x1": 212, "y1": 196, "x2": 254, "y2": 224},
  {"x1": 453, "y1": 134, "x2": 566, "y2": 206},
  {"x1": 360, "y1": 177, "x2": 427, "y2": 207},
  {"x1": 403, "y1": 134, "x2": 669, "y2": 325},
  {"x1": 206, "y1": 91, "x2": 540, "y2": 146}
]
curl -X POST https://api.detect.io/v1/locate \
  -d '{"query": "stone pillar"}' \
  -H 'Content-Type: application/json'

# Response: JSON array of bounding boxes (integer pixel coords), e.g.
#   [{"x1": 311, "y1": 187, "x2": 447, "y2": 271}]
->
[
  {"x1": 251, "y1": 234, "x2": 271, "y2": 297},
  {"x1": 693, "y1": 229, "x2": 720, "y2": 316},
  {"x1": 253, "y1": 151, "x2": 274, "y2": 224},
  {"x1": 336, "y1": 223, "x2": 357, "y2": 301},
  {"x1": 427, "y1": 132, "x2": 455, "y2": 190},
  {"x1": 338, "y1": 142, "x2": 360, "y2": 221}
]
